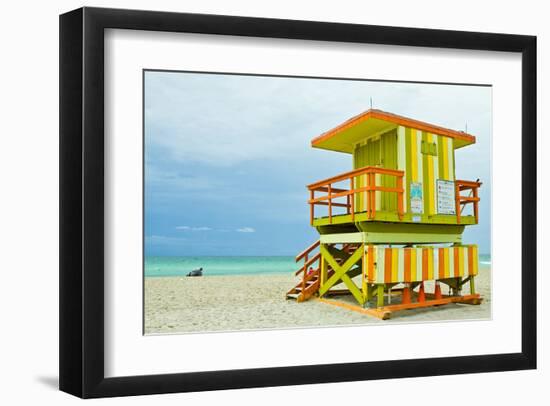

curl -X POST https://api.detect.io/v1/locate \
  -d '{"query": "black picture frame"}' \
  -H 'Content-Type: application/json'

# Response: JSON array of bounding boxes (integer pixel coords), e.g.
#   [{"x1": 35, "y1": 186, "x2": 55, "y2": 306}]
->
[{"x1": 59, "y1": 7, "x2": 537, "y2": 398}]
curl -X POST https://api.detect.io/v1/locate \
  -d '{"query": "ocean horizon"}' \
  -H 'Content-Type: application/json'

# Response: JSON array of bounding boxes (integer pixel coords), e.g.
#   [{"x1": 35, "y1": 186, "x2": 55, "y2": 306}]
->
[{"x1": 145, "y1": 253, "x2": 491, "y2": 277}]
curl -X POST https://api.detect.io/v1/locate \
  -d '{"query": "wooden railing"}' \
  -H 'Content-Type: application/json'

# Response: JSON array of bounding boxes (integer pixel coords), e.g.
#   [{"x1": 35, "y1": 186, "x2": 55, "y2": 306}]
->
[
  {"x1": 295, "y1": 240, "x2": 321, "y2": 295},
  {"x1": 455, "y1": 179, "x2": 482, "y2": 224},
  {"x1": 307, "y1": 166, "x2": 405, "y2": 224}
]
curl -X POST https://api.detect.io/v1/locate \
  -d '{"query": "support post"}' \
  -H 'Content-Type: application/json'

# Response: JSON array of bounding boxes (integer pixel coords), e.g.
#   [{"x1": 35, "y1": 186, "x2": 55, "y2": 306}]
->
[
  {"x1": 350, "y1": 177, "x2": 355, "y2": 221},
  {"x1": 377, "y1": 284, "x2": 384, "y2": 308},
  {"x1": 301, "y1": 253, "x2": 308, "y2": 294},
  {"x1": 396, "y1": 175, "x2": 404, "y2": 220},
  {"x1": 369, "y1": 173, "x2": 376, "y2": 219},
  {"x1": 328, "y1": 184, "x2": 332, "y2": 224},
  {"x1": 418, "y1": 282, "x2": 426, "y2": 302},
  {"x1": 455, "y1": 182, "x2": 461, "y2": 224},
  {"x1": 319, "y1": 245, "x2": 327, "y2": 297},
  {"x1": 434, "y1": 281, "x2": 442, "y2": 300},
  {"x1": 402, "y1": 283, "x2": 411, "y2": 304},
  {"x1": 470, "y1": 275, "x2": 476, "y2": 295},
  {"x1": 473, "y1": 187, "x2": 479, "y2": 223},
  {"x1": 309, "y1": 189, "x2": 314, "y2": 225}
]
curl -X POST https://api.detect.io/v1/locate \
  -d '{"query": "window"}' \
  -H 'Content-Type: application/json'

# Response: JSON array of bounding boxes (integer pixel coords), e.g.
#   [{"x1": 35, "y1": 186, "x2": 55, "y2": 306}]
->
[{"x1": 421, "y1": 140, "x2": 438, "y2": 156}]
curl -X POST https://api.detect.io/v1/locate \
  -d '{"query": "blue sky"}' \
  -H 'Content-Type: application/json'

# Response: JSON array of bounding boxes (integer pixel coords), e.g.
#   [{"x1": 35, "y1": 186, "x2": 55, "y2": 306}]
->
[{"x1": 144, "y1": 71, "x2": 491, "y2": 256}]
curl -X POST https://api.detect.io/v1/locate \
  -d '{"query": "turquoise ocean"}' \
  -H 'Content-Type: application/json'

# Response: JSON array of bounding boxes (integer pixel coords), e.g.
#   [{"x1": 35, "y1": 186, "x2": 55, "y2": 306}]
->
[{"x1": 145, "y1": 254, "x2": 491, "y2": 277}]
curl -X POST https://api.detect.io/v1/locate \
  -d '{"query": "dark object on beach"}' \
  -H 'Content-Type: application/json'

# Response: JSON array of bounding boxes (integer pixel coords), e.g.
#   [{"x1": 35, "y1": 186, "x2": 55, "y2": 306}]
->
[{"x1": 186, "y1": 267, "x2": 203, "y2": 277}]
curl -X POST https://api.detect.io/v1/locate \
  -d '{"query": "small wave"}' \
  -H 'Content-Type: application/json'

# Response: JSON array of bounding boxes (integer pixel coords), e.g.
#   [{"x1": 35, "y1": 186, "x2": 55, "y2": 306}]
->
[{"x1": 480, "y1": 261, "x2": 491, "y2": 265}]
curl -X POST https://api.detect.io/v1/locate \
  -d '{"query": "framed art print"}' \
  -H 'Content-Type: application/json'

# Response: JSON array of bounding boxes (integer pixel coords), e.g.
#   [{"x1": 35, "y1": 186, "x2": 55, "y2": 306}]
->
[{"x1": 59, "y1": 7, "x2": 536, "y2": 398}]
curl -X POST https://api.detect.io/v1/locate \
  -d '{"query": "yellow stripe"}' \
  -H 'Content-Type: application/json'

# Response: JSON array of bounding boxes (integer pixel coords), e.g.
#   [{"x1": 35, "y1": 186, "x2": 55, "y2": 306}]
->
[
  {"x1": 410, "y1": 248, "x2": 417, "y2": 281},
  {"x1": 458, "y1": 247, "x2": 465, "y2": 276},
  {"x1": 411, "y1": 130, "x2": 417, "y2": 181},
  {"x1": 442, "y1": 137, "x2": 449, "y2": 180},
  {"x1": 391, "y1": 248, "x2": 398, "y2": 282}
]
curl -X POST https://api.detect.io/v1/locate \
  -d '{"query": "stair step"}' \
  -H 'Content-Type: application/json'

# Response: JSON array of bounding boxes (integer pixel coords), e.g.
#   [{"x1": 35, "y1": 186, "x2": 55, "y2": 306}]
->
[{"x1": 286, "y1": 293, "x2": 300, "y2": 300}]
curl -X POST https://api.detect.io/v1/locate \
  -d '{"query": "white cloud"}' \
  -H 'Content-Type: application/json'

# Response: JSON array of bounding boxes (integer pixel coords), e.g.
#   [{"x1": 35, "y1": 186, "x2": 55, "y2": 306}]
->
[
  {"x1": 175, "y1": 226, "x2": 212, "y2": 231},
  {"x1": 145, "y1": 235, "x2": 188, "y2": 245},
  {"x1": 236, "y1": 227, "x2": 255, "y2": 233},
  {"x1": 145, "y1": 72, "x2": 491, "y2": 170}
]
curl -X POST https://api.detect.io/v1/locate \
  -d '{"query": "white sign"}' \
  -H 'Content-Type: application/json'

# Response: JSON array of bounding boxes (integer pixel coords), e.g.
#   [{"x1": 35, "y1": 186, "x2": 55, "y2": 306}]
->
[
  {"x1": 410, "y1": 182, "x2": 423, "y2": 214},
  {"x1": 437, "y1": 180, "x2": 456, "y2": 215}
]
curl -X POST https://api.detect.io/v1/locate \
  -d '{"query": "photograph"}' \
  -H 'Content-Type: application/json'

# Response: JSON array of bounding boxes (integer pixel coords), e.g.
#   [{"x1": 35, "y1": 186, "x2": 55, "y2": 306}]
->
[{"x1": 143, "y1": 71, "x2": 492, "y2": 334}]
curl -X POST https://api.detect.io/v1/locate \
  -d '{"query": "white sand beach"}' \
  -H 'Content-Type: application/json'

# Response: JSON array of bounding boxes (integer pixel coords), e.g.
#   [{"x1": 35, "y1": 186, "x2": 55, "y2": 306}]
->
[{"x1": 144, "y1": 267, "x2": 491, "y2": 334}]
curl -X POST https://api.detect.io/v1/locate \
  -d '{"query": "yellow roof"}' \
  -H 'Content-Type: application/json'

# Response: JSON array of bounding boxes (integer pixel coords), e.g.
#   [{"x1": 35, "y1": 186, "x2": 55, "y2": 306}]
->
[{"x1": 312, "y1": 109, "x2": 476, "y2": 153}]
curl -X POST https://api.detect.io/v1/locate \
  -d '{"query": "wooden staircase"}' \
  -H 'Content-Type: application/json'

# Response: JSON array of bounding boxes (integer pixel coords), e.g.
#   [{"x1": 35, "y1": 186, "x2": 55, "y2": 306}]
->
[
  {"x1": 286, "y1": 241, "x2": 361, "y2": 302},
  {"x1": 286, "y1": 240, "x2": 321, "y2": 302}
]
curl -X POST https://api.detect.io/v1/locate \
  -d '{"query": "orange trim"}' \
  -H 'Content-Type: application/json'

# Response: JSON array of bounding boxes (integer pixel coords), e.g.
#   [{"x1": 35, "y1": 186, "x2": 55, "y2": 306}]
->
[
  {"x1": 422, "y1": 248, "x2": 429, "y2": 280},
  {"x1": 316, "y1": 295, "x2": 482, "y2": 320},
  {"x1": 376, "y1": 294, "x2": 481, "y2": 313},
  {"x1": 404, "y1": 248, "x2": 411, "y2": 283},
  {"x1": 311, "y1": 109, "x2": 476, "y2": 147},
  {"x1": 468, "y1": 246, "x2": 474, "y2": 277},
  {"x1": 316, "y1": 298, "x2": 391, "y2": 320},
  {"x1": 307, "y1": 165, "x2": 404, "y2": 189}
]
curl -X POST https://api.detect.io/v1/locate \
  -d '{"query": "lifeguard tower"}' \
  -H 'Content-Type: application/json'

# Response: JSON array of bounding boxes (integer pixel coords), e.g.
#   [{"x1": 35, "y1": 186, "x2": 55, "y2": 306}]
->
[{"x1": 287, "y1": 109, "x2": 482, "y2": 319}]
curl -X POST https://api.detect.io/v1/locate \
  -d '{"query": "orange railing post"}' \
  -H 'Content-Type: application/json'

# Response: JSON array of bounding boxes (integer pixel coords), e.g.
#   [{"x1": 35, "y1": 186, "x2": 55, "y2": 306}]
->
[
  {"x1": 309, "y1": 189, "x2": 314, "y2": 225},
  {"x1": 455, "y1": 182, "x2": 461, "y2": 224},
  {"x1": 302, "y1": 252, "x2": 308, "y2": 293},
  {"x1": 473, "y1": 187, "x2": 479, "y2": 223},
  {"x1": 396, "y1": 174, "x2": 404, "y2": 220},
  {"x1": 350, "y1": 177, "x2": 355, "y2": 221},
  {"x1": 328, "y1": 183, "x2": 332, "y2": 224},
  {"x1": 455, "y1": 180, "x2": 482, "y2": 224},
  {"x1": 369, "y1": 172, "x2": 376, "y2": 220}
]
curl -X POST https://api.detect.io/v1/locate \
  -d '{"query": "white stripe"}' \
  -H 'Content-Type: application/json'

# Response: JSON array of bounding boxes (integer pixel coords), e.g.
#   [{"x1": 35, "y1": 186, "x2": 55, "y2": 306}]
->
[
  {"x1": 416, "y1": 248, "x2": 423, "y2": 281},
  {"x1": 376, "y1": 247, "x2": 385, "y2": 284}
]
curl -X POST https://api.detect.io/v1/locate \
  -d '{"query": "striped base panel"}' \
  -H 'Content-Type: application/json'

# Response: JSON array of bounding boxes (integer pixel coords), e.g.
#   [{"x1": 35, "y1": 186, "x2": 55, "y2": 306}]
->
[{"x1": 366, "y1": 245, "x2": 478, "y2": 284}]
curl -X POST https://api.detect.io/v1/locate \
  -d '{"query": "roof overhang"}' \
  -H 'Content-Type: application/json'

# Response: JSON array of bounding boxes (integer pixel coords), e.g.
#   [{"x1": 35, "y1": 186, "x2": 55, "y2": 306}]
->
[{"x1": 311, "y1": 109, "x2": 476, "y2": 153}]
